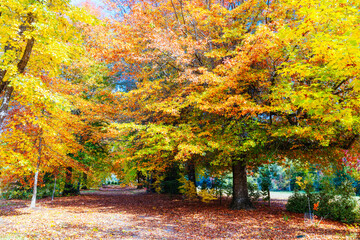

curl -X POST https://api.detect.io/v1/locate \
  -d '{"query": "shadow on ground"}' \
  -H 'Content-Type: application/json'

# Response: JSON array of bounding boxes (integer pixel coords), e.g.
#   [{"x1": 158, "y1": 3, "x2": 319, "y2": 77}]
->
[
  {"x1": 33, "y1": 186, "x2": 357, "y2": 239},
  {"x1": 0, "y1": 200, "x2": 29, "y2": 217}
]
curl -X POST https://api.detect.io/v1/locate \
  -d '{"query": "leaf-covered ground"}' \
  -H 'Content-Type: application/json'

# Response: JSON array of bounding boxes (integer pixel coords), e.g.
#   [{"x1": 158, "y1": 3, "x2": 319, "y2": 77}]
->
[{"x1": 0, "y1": 187, "x2": 358, "y2": 239}]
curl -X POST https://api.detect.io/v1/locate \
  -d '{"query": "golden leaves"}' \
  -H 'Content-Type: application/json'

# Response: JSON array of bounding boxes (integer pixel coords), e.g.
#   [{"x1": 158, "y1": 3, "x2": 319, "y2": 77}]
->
[{"x1": 0, "y1": 0, "x2": 112, "y2": 184}]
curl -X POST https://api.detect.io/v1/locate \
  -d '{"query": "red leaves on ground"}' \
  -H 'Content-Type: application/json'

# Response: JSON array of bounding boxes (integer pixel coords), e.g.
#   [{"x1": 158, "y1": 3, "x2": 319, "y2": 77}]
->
[{"x1": 0, "y1": 187, "x2": 358, "y2": 239}]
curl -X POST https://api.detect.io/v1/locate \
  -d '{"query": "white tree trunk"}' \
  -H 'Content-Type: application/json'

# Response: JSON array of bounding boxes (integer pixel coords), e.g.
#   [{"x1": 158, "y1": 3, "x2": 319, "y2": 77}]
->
[
  {"x1": 30, "y1": 169, "x2": 39, "y2": 208},
  {"x1": 0, "y1": 85, "x2": 13, "y2": 126},
  {"x1": 30, "y1": 137, "x2": 41, "y2": 208}
]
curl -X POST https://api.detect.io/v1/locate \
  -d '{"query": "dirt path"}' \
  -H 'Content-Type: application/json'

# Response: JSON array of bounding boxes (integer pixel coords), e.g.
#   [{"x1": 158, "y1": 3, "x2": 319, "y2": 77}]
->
[{"x1": 0, "y1": 187, "x2": 358, "y2": 239}]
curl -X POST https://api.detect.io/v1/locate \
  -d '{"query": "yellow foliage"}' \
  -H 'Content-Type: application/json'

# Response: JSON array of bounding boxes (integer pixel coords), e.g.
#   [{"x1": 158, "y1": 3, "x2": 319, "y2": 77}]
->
[
  {"x1": 178, "y1": 175, "x2": 197, "y2": 200},
  {"x1": 198, "y1": 189, "x2": 217, "y2": 203},
  {"x1": 295, "y1": 176, "x2": 307, "y2": 190},
  {"x1": 153, "y1": 174, "x2": 166, "y2": 194}
]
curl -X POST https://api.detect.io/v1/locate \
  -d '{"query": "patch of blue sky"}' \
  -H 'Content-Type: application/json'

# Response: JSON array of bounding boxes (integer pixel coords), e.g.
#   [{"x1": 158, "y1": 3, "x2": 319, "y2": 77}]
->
[{"x1": 71, "y1": 0, "x2": 117, "y2": 18}]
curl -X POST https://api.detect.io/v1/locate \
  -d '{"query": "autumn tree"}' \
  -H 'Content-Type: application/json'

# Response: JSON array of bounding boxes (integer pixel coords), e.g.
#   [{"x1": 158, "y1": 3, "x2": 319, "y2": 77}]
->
[
  {"x1": 190, "y1": 0, "x2": 360, "y2": 208},
  {"x1": 0, "y1": 0, "x2": 118, "y2": 204},
  {"x1": 98, "y1": 0, "x2": 268, "y2": 208},
  {"x1": 95, "y1": 0, "x2": 360, "y2": 209}
]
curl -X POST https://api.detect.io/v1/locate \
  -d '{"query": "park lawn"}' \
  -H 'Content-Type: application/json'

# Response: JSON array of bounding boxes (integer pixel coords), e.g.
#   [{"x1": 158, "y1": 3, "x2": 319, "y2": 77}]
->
[
  {"x1": 269, "y1": 191, "x2": 360, "y2": 201},
  {"x1": 0, "y1": 187, "x2": 358, "y2": 239},
  {"x1": 268, "y1": 191, "x2": 294, "y2": 200}
]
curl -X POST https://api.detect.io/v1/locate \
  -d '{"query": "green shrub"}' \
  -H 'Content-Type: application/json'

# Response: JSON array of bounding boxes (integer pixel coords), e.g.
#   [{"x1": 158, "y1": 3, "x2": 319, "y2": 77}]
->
[
  {"x1": 286, "y1": 180, "x2": 360, "y2": 223},
  {"x1": 324, "y1": 196, "x2": 359, "y2": 223},
  {"x1": 286, "y1": 191, "x2": 317, "y2": 213},
  {"x1": 315, "y1": 180, "x2": 360, "y2": 223},
  {"x1": 1, "y1": 182, "x2": 32, "y2": 200},
  {"x1": 1, "y1": 189, "x2": 32, "y2": 200},
  {"x1": 1, "y1": 181, "x2": 61, "y2": 200}
]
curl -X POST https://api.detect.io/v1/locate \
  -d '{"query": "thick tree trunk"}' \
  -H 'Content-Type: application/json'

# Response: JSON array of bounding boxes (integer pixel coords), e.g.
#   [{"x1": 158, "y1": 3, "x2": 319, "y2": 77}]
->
[
  {"x1": 17, "y1": 37, "x2": 35, "y2": 74},
  {"x1": 231, "y1": 159, "x2": 253, "y2": 210}
]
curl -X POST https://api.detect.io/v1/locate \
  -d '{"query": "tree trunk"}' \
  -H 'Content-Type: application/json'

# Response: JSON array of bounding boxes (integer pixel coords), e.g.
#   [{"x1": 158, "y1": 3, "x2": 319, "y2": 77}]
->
[
  {"x1": 30, "y1": 169, "x2": 39, "y2": 208},
  {"x1": 186, "y1": 159, "x2": 196, "y2": 188},
  {"x1": 231, "y1": 159, "x2": 253, "y2": 210},
  {"x1": 0, "y1": 36, "x2": 35, "y2": 126},
  {"x1": 63, "y1": 167, "x2": 79, "y2": 196},
  {"x1": 136, "y1": 171, "x2": 144, "y2": 189},
  {"x1": 81, "y1": 172, "x2": 88, "y2": 190},
  {"x1": 0, "y1": 84, "x2": 13, "y2": 126},
  {"x1": 146, "y1": 171, "x2": 156, "y2": 193},
  {"x1": 77, "y1": 178, "x2": 81, "y2": 193},
  {"x1": 0, "y1": 12, "x2": 35, "y2": 125},
  {"x1": 51, "y1": 176, "x2": 57, "y2": 201},
  {"x1": 30, "y1": 137, "x2": 41, "y2": 208}
]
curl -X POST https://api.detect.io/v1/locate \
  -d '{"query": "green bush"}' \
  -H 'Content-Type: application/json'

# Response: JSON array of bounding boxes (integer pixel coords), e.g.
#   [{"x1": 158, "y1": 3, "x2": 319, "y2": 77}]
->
[
  {"x1": 1, "y1": 182, "x2": 32, "y2": 200},
  {"x1": 1, "y1": 189, "x2": 32, "y2": 200},
  {"x1": 320, "y1": 196, "x2": 359, "y2": 223},
  {"x1": 286, "y1": 191, "x2": 317, "y2": 213},
  {"x1": 1, "y1": 179, "x2": 61, "y2": 200},
  {"x1": 315, "y1": 180, "x2": 360, "y2": 223},
  {"x1": 286, "y1": 180, "x2": 360, "y2": 223}
]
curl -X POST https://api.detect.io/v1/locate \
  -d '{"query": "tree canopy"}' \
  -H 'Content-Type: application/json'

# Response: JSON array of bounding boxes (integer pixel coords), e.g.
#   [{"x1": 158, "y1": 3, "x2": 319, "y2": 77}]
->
[{"x1": 0, "y1": 0, "x2": 359, "y2": 209}]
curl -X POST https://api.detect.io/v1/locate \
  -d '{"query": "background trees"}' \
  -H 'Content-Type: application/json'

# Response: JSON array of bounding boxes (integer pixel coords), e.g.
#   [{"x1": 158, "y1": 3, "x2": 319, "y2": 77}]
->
[{"x1": 0, "y1": 0, "x2": 118, "y2": 204}]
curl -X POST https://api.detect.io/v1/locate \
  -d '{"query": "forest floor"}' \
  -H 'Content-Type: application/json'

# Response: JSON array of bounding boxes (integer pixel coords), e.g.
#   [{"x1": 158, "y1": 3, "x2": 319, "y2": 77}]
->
[{"x1": 0, "y1": 186, "x2": 359, "y2": 239}]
